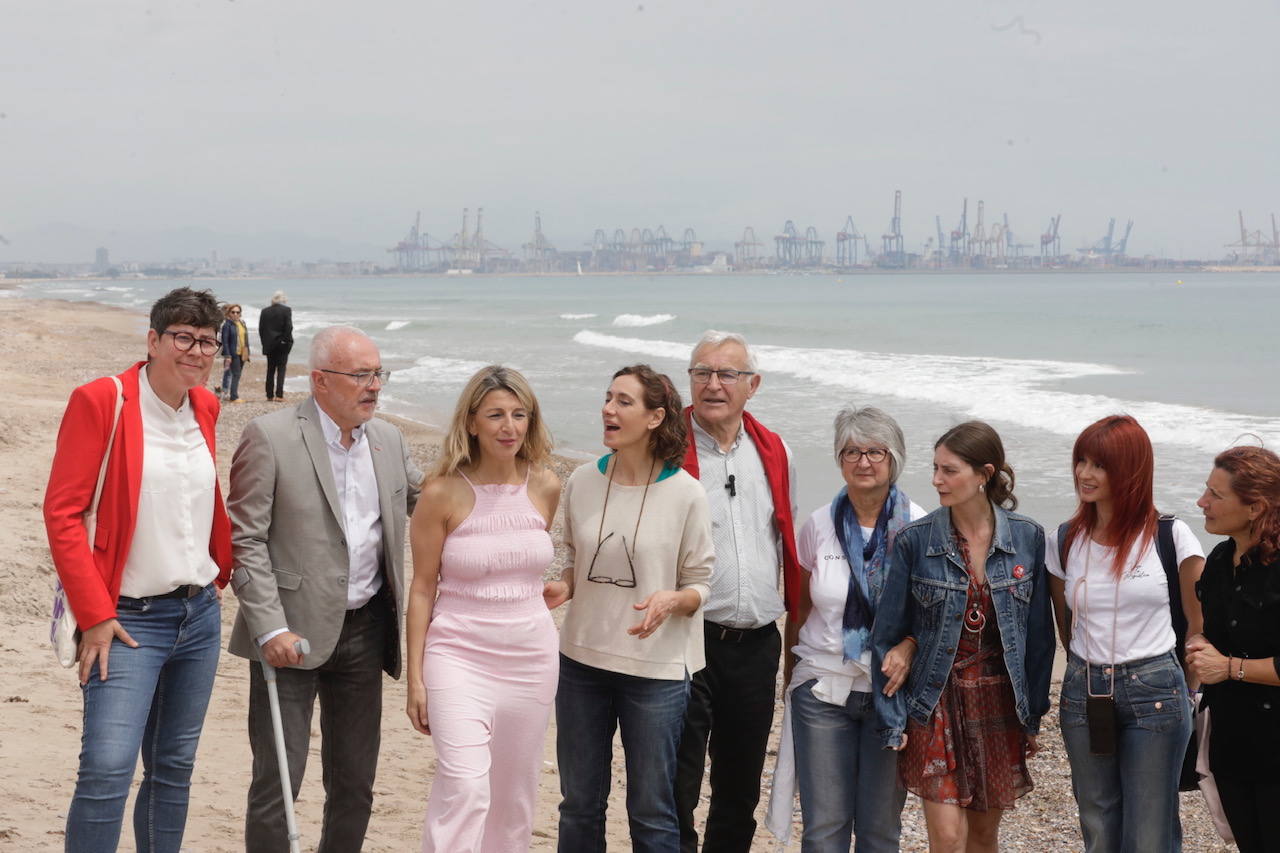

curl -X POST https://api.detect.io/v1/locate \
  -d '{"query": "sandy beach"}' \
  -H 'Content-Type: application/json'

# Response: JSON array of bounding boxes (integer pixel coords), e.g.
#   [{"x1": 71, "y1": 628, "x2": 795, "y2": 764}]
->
[{"x1": 0, "y1": 295, "x2": 1234, "y2": 851}]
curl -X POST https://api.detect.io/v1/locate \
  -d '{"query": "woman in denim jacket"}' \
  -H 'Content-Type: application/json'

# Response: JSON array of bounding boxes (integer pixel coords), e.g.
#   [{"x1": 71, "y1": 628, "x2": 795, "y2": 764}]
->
[{"x1": 872, "y1": 421, "x2": 1054, "y2": 853}]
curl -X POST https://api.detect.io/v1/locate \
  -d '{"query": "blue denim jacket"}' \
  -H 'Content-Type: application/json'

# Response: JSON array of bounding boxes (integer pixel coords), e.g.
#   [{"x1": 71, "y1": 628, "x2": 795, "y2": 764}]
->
[{"x1": 871, "y1": 505, "x2": 1054, "y2": 748}]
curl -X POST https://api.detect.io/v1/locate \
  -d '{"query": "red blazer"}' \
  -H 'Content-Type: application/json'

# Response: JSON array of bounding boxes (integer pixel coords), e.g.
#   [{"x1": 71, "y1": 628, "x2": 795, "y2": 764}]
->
[{"x1": 43, "y1": 361, "x2": 233, "y2": 630}]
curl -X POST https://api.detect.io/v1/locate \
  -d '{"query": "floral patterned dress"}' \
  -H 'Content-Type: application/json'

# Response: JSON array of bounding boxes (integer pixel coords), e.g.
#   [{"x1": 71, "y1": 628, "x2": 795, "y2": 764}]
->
[{"x1": 899, "y1": 529, "x2": 1033, "y2": 811}]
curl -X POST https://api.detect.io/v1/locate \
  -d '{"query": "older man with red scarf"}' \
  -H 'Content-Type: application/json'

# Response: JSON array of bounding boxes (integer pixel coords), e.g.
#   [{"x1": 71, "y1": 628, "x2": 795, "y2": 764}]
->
[{"x1": 675, "y1": 330, "x2": 801, "y2": 853}]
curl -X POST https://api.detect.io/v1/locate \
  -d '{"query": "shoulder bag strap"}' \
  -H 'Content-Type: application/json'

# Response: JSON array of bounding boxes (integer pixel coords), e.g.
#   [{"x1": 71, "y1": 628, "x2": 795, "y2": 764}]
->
[{"x1": 84, "y1": 377, "x2": 125, "y2": 538}]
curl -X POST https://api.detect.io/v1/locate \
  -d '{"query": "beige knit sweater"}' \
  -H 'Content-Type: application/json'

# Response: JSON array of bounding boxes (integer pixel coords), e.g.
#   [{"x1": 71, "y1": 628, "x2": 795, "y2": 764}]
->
[{"x1": 560, "y1": 460, "x2": 714, "y2": 680}]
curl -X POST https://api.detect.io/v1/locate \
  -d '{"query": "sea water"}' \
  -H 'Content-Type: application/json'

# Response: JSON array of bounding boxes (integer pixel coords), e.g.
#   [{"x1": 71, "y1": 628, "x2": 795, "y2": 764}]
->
[{"x1": 19, "y1": 271, "x2": 1280, "y2": 546}]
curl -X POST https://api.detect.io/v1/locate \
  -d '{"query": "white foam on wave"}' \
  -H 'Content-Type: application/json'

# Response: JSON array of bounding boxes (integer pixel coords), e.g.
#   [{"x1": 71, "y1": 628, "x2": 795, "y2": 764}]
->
[
  {"x1": 393, "y1": 354, "x2": 490, "y2": 385},
  {"x1": 612, "y1": 313, "x2": 674, "y2": 327},
  {"x1": 385, "y1": 320, "x2": 411, "y2": 331},
  {"x1": 559, "y1": 313, "x2": 597, "y2": 320},
  {"x1": 572, "y1": 331, "x2": 1280, "y2": 453}
]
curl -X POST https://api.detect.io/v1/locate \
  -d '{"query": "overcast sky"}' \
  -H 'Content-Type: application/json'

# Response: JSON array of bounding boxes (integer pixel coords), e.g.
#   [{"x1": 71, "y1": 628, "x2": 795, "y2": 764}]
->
[{"x1": 2, "y1": 0, "x2": 1277, "y2": 262}]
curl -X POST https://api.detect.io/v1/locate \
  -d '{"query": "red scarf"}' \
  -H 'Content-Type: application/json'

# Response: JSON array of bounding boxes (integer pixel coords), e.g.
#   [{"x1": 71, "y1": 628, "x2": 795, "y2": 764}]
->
[{"x1": 682, "y1": 406, "x2": 803, "y2": 620}]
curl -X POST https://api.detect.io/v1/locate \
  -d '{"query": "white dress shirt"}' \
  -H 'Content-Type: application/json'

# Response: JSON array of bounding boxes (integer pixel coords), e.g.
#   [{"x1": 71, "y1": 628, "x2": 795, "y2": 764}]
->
[
  {"x1": 692, "y1": 416, "x2": 797, "y2": 630},
  {"x1": 316, "y1": 405, "x2": 384, "y2": 610},
  {"x1": 119, "y1": 365, "x2": 219, "y2": 598}
]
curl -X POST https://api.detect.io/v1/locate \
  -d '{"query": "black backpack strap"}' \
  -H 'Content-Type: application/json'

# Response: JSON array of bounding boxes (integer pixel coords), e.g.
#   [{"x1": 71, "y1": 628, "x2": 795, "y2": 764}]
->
[
  {"x1": 1155, "y1": 515, "x2": 1188, "y2": 657},
  {"x1": 1056, "y1": 522, "x2": 1071, "y2": 574}
]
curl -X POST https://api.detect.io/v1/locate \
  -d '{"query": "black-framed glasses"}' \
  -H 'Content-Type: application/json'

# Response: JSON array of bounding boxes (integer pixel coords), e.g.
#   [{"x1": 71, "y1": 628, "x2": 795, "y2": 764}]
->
[
  {"x1": 688, "y1": 367, "x2": 755, "y2": 385},
  {"x1": 840, "y1": 446, "x2": 888, "y2": 464},
  {"x1": 162, "y1": 329, "x2": 222, "y2": 356},
  {"x1": 318, "y1": 368, "x2": 390, "y2": 388},
  {"x1": 587, "y1": 531, "x2": 637, "y2": 588}
]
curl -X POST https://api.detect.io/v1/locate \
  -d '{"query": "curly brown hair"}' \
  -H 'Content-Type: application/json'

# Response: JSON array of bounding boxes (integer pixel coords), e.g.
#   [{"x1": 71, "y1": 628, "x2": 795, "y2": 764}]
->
[
  {"x1": 1213, "y1": 445, "x2": 1280, "y2": 565},
  {"x1": 611, "y1": 364, "x2": 687, "y2": 468}
]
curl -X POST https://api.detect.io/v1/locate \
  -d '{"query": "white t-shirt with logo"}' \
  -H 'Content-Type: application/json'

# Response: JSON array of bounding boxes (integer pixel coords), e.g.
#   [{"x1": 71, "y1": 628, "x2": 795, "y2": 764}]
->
[
  {"x1": 1046, "y1": 519, "x2": 1203, "y2": 664},
  {"x1": 793, "y1": 499, "x2": 928, "y2": 694}
]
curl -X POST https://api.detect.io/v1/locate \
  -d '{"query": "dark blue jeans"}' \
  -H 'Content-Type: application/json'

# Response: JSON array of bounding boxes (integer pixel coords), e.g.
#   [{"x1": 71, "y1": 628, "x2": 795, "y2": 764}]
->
[
  {"x1": 66, "y1": 585, "x2": 221, "y2": 853},
  {"x1": 220, "y1": 354, "x2": 243, "y2": 400},
  {"x1": 1060, "y1": 650, "x2": 1193, "y2": 853},
  {"x1": 791, "y1": 681, "x2": 906, "y2": 853},
  {"x1": 556, "y1": 655, "x2": 690, "y2": 853}
]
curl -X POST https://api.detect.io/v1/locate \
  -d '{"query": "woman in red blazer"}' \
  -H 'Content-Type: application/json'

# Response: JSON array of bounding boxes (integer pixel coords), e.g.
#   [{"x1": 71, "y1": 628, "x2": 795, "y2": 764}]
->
[{"x1": 44, "y1": 287, "x2": 232, "y2": 853}]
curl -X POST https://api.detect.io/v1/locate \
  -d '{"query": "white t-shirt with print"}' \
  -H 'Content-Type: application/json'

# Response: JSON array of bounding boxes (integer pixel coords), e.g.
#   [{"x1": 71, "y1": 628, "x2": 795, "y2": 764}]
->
[
  {"x1": 1046, "y1": 519, "x2": 1203, "y2": 664},
  {"x1": 794, "y1": 499, "x2": 928, "y2": 693}
]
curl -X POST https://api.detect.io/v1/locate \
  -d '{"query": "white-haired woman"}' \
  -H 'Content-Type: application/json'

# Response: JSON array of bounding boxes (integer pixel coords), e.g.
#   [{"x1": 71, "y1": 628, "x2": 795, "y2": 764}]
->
[
  {"x1": 771, "y1": 407, "x2": 926, "y2": 852},
  {"x1": 405, "y1": 365, "x2": 562, "y2": 853}
]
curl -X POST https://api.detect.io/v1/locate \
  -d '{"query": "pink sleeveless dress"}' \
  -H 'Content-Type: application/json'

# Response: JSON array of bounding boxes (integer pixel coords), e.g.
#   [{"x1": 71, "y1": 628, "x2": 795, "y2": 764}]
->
[{"x1": 420, "y1": 470, "x2": 558, "y2": 853}]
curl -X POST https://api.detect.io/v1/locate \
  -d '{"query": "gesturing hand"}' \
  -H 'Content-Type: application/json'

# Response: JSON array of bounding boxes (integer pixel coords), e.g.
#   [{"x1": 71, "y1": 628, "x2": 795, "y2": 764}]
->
[{"x1": 628, "y1": 590, "x2": 682, "y2": 639}]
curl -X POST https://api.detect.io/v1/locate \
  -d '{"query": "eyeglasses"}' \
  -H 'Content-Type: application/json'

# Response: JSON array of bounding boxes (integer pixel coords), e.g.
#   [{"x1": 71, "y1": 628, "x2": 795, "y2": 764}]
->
[
  {"x1": 318, "y1": 368, "x2": 390, "y2": 387},
  {"x1": 688, "y1": 367, "x2": 755, "y2": 385},
  {"x1": 228, "y1": 310, "x2": 241, "y2": 315},
  {"x1": 162, "y1": 329, "x2": 222, "y2": 356},
  {"x1": 586, "y1": 531, "x2": 637, "y2": 588},
  {"x1": 840, "y1": 446, "x2": 888, "y2": 464}
]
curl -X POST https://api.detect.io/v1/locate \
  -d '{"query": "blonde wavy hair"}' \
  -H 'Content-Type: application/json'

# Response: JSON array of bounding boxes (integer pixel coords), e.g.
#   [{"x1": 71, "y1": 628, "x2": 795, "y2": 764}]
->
[{"x1": 435, "y1": 365, "x2": 553, "y2": 477}]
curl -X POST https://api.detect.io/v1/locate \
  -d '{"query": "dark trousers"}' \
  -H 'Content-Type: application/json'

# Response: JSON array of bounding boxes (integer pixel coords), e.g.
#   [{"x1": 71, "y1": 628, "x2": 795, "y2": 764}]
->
[
  {"x1": 264, "y1": 344, "x2": 291, "y2": 399},
  {"x1": 1215, "y1": 775, "x2": 1280, "y2": 853},
  {"x1": 675, "y1": 621, "x2": 780, "y2": 853},
  {"x1": 244, "y1": 596, "x2": 387, "y2": 853}
]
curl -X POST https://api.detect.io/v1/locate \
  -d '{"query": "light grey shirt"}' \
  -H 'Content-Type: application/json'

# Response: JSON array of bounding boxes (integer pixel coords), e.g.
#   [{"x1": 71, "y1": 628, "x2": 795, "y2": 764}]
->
[{"x1": 692, "y1": 416, "x2": 797, "y2": 629}]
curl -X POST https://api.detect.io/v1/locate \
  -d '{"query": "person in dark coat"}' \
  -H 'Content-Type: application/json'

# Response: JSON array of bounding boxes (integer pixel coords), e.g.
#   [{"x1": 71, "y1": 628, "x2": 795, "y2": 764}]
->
[{"x1": 258, "y1": 290, "x2": 293, "y2": 402}]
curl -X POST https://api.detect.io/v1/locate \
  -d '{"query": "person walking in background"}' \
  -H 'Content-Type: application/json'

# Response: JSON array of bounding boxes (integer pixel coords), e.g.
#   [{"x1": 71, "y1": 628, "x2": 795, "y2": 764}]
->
[
  {"x1": 772, "y1": 406, "x2": 925, "y2": 852},
  {"x1": 259, "y1": 290, "x2": 293, "y2": 402},
  {"x1": 44, "y1": 286, "x2": 231, "y2": 852},
  {"x1": 673, "y1": 331, "x2": 801, "y2": 853},
  {"x1": 1047, "y1": 415, "x2": 1203, "y2": 853},
  {"x1": 872, "y1": 421, "x2": 1054, "y2": 853},
  {"x1": 1187, "y1": 446, "x2": 1280, "y2": 853},
  {"x1": 218, "y1": 303, "x2": 250, "y2": 403},
  {"x1": 549, "y1": 364, "x2": 714, "y2": 853},
  {"x1": 404, "y1": 366, "x2": 562, "y2": 853},
  {"x1": 228, "y1": 325, "x2": 422, "y2": 853}
]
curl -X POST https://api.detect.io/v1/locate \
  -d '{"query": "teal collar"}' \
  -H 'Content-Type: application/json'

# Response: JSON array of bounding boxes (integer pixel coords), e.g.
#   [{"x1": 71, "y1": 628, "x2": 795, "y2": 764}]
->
[{"x1": 596, "y1": 453, "x2": 680, "y2": 482}]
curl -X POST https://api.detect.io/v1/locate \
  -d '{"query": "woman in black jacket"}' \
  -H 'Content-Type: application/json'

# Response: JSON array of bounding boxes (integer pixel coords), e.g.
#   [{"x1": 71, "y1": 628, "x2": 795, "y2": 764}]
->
[{"x1": 1187, "y1": 445, "x2": 1280, "y2": 853}]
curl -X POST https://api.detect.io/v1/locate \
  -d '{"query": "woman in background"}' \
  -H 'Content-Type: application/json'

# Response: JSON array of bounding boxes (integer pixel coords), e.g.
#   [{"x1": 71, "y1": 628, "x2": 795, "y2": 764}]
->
[
  {"x1": 549, "y1": 364, "x2": 713, "y2": 853},
  {"x1": 218, "y1": 302, "x2": 249, "y2": 402},
  {"x1": 1188, "y1": 446, "x2": 1280, "y2": 853},
  {"x1": 405, "y1": 365, "x2": 561, "y2": 853},
  {"x1": 1047, "y1": 415, "x2": 1202, "y2": 853},
  {"x1": 872, "y1": 421, "x2": 1054, "y2": 853}
]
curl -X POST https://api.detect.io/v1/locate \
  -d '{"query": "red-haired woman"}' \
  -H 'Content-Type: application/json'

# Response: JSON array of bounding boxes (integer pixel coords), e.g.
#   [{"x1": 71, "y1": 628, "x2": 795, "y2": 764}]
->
[
  {"x1": 1187, "y1": 446, "x2": 1280, "y2": 853},
  {"x1": 1047, "y1": 415, "x2": 1204, "y2": 852}
]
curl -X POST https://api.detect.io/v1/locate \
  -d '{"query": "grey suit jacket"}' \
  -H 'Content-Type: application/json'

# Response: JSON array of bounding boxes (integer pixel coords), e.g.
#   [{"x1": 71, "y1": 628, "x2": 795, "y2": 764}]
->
[{"x1": 227, "y1": 396, "x2": 423, "y2": 677}]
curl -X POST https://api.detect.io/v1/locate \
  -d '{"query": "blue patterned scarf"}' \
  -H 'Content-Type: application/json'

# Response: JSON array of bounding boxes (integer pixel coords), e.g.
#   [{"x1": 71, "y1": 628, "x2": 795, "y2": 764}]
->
[{"x1": 831, "y1": 484, "x2": 912, "y2": 661}]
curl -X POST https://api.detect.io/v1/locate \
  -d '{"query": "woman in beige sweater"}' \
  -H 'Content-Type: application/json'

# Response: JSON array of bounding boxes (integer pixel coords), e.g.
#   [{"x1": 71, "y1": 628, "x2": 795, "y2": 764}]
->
[{"x1": 546, "y1": 363, "x2": 713, "y2": 853}]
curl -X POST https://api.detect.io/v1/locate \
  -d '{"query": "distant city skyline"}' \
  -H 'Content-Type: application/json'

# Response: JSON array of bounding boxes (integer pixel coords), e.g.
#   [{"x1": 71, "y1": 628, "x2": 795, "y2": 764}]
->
[{"x1": 2, "y1": 0, "x2": 1276, "y2": 263}]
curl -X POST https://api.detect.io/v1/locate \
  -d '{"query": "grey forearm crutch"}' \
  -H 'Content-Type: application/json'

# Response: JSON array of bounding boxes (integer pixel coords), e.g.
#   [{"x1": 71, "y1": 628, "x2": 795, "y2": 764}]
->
[{"x1": 261, "y1": 638, "x2": 310, "y2": 853}]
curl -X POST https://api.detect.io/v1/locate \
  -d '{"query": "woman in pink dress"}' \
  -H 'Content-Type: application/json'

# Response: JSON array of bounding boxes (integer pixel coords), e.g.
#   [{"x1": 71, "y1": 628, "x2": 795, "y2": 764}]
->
[{"x1": 405, "y1": 365, "x2": 563, "y2": 853}]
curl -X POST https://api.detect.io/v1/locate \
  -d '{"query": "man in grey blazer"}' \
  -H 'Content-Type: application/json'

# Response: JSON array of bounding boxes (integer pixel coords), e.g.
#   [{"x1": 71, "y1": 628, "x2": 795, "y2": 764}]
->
[{"x1": 228, "y1": 325, "x2": 422, "y2": 853}]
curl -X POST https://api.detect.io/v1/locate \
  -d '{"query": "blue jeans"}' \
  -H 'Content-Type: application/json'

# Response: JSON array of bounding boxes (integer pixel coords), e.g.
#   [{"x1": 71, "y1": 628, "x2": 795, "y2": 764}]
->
[
  {"x1": 1060, "y1": 650, "x2": 1193, "y2": 853},
  {"x1": 220, "y1": 354, "x2": 243, "y2": 400},
  {"x1": 66, "y1": 585, "x2": 221, "y2": 853},
  {"x1": 556, "y1": 654, "x2": 690, "y2": 853},
  {"x1": 791, "y1": 680, "x2": 906, "y2": 853}
]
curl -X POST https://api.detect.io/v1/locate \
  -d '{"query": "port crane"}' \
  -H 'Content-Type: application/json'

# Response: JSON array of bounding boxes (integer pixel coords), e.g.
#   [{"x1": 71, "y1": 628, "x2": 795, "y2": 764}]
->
[
  {"x1": 1039, "y1": 215, "x2": 1062, "y2": 262},
  {"x1": 836, "y1": 216, "x2": 865, "y2": 266},
  {"x1": 880, "y1": 191, "x2": 904, "y2": 267}
]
